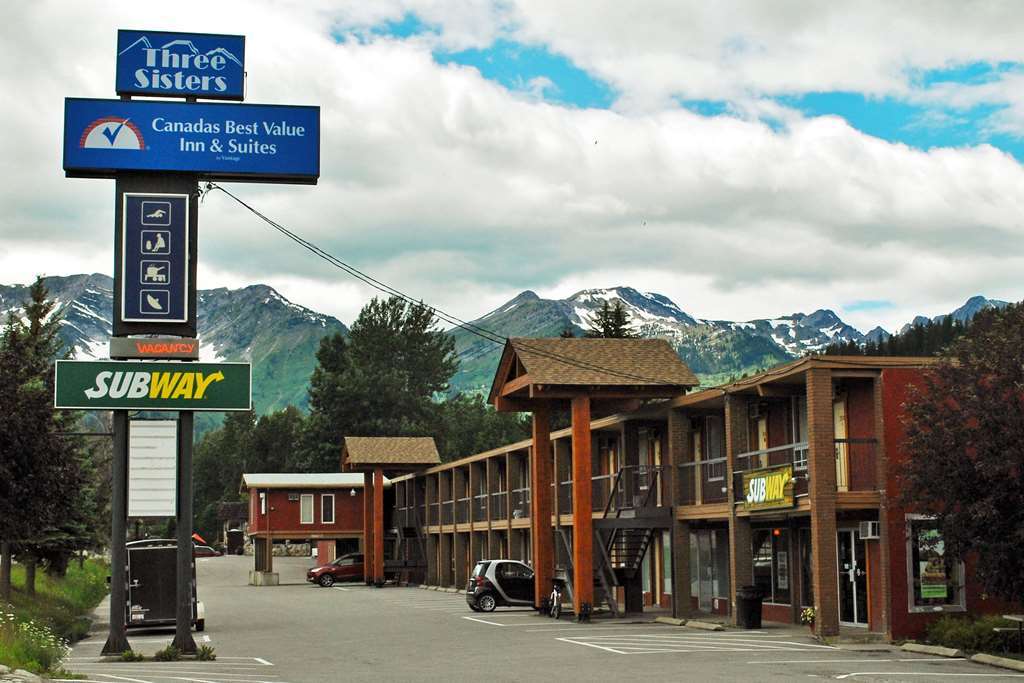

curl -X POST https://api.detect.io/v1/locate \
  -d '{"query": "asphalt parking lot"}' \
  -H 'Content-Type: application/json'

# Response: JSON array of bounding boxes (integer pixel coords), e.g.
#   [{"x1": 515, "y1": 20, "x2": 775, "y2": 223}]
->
[{"x1": 63, "y1": 555, "x2": 1024, "y2": 682}]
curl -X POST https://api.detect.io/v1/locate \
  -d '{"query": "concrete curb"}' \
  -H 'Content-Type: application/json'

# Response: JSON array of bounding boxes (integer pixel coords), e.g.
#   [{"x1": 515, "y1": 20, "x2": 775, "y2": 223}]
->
[
  {"x1": 971, "y1": 653, "x2": 1024, "y2": 672},
  {"x1": 444, "y1": 587, "x2": 460, "y2": 594},
  {"x1": 685, "y1": 620, "x2": 725, "y2": 631},
  {"x1": 901, "y1": 642, "x2": 962, "y2": 658},
  {"x1": 654, "y1": 616, "x2": 686, "y2": 626}
]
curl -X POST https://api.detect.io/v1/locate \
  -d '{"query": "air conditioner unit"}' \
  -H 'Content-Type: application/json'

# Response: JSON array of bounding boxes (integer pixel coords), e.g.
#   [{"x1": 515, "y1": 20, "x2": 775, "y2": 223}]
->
[
  {"x1": 287, "y1": 493, "x2": 300, "y2": 502},
  {"x1": 859, "y1": 521, "x2": 881, "y2": 540}
]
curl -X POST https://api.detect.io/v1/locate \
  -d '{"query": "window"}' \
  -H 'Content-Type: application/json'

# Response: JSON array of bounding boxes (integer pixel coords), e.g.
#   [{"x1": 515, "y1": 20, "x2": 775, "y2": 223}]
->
[
  {"x1": 300, "y1": 494, "x2": 314, "y2": 524},
  {"x1": 906, "y1": 516, "x2": 965, "y2": 612},
  {"x1": 259, "y1": 492, "x2": 266, "y2": 515},
  {"x1": 498, "y1": 562, "x2": 533, "y2": 580},
  {"x1": 662, "y1": 532, "x2": 672, "y2": 595},
  {"x1": 321, "y1": 494, "x2": 335, "y2": 524},
  {"x1": 704, "y1": 416, "x2": 726, "y2": 481},
  {"x1": 752, "y1": 528, "x2": 791, "y2": 604}
]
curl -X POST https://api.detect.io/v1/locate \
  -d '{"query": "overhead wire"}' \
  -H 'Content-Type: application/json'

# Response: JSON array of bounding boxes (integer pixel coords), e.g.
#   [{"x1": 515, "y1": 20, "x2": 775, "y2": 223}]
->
[{"x1": 202, "y1": 183, "x2": 690, "y2": 387}]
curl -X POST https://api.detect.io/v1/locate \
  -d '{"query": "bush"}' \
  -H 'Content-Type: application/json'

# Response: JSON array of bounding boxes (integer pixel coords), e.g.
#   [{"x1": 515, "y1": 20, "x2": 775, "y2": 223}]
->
[
  {"x1": 120, "y1": 649, "x2": 145, "y2": 662},
  {"x1": 197, "y1": 644, "x2": 217, "y2": 661},
  {"x1": 0, "y1": 609, "x2": 71, "y2": 674},
  {"x1": 154, "y1": 645, "x2": 181, "y2": 661},
  {"x1": 926, "y1": 615, "x2": 1016, "y2": 653}
]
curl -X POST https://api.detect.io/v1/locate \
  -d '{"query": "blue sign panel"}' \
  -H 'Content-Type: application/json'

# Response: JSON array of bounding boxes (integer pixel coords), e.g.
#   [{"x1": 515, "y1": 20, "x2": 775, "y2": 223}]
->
[
  {"x1": 122, "y1": 194, "x2": 189, "y2": 323},
  {"x1": 116, "y1": 30, "x2": 245, "y2": 100},
  {"x1": 63, "y1": 98, "x2": 319, "y2": 183}
]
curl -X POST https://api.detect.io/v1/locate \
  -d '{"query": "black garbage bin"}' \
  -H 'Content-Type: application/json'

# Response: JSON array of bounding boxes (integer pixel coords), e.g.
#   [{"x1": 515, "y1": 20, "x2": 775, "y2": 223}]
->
[{"x1": 736, "y1": 585, "x2": 764, "y2": 629}]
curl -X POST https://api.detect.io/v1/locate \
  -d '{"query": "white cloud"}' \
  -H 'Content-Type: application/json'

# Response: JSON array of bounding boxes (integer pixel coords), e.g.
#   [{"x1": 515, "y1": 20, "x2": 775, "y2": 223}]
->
[{"x1": 1, "y1": 0, "x2": 1022, "y2": 338}]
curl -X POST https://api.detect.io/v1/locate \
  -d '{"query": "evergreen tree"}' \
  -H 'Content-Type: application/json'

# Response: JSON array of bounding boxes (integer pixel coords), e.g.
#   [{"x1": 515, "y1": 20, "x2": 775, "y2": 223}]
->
[
  {"x1": 0, "y1": 278, "x2": 91, "y2": 596},
  {"x1": 434, "y1": 394, "x2": 530, "y2": 463},
  {"x1": 585, "y1": 300, "x2": 637, "y2": 338}
]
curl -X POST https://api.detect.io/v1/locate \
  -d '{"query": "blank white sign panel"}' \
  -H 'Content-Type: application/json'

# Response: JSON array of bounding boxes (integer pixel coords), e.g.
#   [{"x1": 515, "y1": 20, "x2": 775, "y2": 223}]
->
[{"x1": 128, "y1": 419, "x2": 177, "y2": 517}]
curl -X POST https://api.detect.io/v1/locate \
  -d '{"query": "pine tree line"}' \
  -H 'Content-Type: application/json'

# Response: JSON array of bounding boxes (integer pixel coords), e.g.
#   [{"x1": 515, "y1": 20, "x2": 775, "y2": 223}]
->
[{"x1": 823, "y1": 314, "x2": 969, "y2": 357}]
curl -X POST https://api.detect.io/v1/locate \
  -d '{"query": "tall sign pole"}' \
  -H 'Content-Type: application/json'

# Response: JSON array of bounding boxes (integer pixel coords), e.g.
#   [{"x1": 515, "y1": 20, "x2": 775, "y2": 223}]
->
[
  {"x1": 103, "y1": 412, "x2": 131, "y2": 655},
  {"x1": 60, "y1": 28, "x2": 318, "y2": 657}
]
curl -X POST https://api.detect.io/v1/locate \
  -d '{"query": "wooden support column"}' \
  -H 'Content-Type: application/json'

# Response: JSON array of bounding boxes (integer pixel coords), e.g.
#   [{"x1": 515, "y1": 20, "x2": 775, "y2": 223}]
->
[
  {"x1": 363, "y1": 471, "x2": 374, "y2": 584},
  {"x1": 807, "y1": 368, "x2": 840, "y2": 636},
  {"x1": 373, "y1": 467, "x2": 385, "y2": 586},
  {"x1": 530, "y1": 405, "x2": 554, "y2": 609},
  {"x1": 725, "y1": 394, "x2": 752, "y2": 625},
  {"x1": 571, "y1": 395, "x2": 594, "y2": 617}
]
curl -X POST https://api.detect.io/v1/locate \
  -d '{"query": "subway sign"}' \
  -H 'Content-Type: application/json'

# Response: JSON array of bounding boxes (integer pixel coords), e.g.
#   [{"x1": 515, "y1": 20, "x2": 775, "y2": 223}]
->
[
  {"x1": 63, "y1": 98, "x2": 320, "y2": 183},
  {"x1": 116, "y1": 30, "x2": 245, "y2": 100},
  {"x1": 742, "y1": 464, "x2": 794, "y2": 511},
  {"x1": 54, "y1": 360, "x2": 251, "y2": 411}
]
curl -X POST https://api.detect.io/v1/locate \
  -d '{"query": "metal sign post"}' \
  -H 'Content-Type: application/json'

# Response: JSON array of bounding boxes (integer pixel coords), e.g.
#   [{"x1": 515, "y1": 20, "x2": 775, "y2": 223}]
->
[
  {"x1": 101, "y1": 412, "x2": 131, "y2": 655},
  {"x1": 61, "y1": 27, "x2": 317, "y2": 658},
  {"x1": 174, "y1": 412, "x2": 196, "y2": 653}
]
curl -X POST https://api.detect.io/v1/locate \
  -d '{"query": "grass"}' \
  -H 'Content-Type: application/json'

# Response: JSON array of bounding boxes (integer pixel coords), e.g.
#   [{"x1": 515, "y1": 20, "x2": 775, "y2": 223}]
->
[{"x1": 0, "y1": 558, "x2": 109, "y2": 675}]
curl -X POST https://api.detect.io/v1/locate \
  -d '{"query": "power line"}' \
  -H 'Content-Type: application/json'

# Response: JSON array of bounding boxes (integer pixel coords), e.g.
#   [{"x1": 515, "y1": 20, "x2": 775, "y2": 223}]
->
[{"x1": 203, "y1": 183, "x2": 689, "y2": 387}]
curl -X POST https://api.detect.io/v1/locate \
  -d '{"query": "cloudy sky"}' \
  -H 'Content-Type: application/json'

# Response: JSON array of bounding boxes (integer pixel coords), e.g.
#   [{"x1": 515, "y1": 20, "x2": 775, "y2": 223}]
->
[{"x1": 2, "y1": 1, "x2": 1023, "y2": 333}]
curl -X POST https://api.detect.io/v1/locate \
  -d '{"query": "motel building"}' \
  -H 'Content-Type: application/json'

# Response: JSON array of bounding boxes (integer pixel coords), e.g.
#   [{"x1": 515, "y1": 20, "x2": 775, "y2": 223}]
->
[
  {"x1": 385, "y1": 338, "x2": 1012, "y2": 640},
  {"x1": 241, "y1": 473, "x2": 390, "y2": 585}
]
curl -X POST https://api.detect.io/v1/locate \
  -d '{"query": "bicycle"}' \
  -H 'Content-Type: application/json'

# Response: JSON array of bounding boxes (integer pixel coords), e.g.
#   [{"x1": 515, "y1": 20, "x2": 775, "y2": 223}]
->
[{"x1": 549, "y1": 578, "x2": 564, "y2": 619}]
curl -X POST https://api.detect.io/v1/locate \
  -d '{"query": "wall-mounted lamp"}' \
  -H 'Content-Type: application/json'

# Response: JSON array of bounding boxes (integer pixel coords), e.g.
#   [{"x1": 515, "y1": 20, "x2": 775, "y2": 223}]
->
[{"x1": 349, "y1": 488, "x2": 357, "y2": 497}]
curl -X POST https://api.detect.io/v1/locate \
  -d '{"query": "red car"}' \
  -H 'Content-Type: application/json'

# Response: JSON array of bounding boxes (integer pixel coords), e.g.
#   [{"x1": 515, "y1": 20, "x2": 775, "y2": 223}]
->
[{"x1": 307, "y1": 553, "x2": 364, "y2": 587}]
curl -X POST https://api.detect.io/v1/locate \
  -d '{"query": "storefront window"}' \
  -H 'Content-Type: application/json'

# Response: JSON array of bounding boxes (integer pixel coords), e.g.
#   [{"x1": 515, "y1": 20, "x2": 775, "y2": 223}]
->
[
  {"x1": 907, "y1": 516, "x2": 965, "y2": 612},
  {"x1": 662, "y1": 532, "x2": 672, "y2": 595},
  {"x1": 752, "y1": 528, "x2": 791, "y2": 604}
]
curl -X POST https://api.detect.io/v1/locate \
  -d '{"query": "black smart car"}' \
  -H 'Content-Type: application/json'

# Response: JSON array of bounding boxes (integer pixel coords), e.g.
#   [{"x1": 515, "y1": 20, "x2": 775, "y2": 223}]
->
[{"x1": 465, "y1": 559, "x2": 534, "y2": 612}]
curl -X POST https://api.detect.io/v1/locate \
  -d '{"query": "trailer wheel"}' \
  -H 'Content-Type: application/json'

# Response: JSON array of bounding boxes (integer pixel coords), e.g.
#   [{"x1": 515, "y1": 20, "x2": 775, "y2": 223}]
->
[{"x1": 196, "y1": 619, "x2": 205, "y2": 632}]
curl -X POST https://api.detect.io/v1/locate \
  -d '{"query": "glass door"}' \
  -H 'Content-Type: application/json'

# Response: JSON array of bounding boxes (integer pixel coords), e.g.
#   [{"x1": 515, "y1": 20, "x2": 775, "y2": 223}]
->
[
  {"x1": 697, "y1": 531, "x2": 713, "y2": 612},
  {"x1": 837, "y1": 529, "x2": 868, "y2": 626}
]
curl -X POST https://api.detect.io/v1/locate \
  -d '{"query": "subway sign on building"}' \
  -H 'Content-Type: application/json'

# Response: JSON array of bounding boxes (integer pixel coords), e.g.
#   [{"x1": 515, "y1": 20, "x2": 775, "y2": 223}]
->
[
  {"x1": 743, "y1": 464, "x2": 794, "y2": 511},
  {"x1": 54, "y1": 360, "x2": 251, "y2": 411},
  {"x1": 116, "y1": 30, "x2": 246, "y2": 100}
]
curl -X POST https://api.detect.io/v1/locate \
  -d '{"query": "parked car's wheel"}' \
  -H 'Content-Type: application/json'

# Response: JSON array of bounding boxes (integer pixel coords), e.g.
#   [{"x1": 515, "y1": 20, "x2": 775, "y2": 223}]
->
[
  {"x1": 477, "y1": 593, "x2": 497, "y2": 612},
  {"x1": 318, "y1": 574, "x2": 335, "y2": 587},
  {"x1": 469, "y1": 603, "x2": 482, "y2": 612}
]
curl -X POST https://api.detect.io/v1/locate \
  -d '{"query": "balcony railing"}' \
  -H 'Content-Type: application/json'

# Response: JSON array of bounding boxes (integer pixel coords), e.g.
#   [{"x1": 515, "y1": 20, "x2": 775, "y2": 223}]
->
[
  {"x1": 677, "y1": 457, "x2": 728, "y2": 505},
  {"x1": 427, "y1": 502, "x2": 438, "y2": 525},
  {"x1": 455, "y1": 497, "x2": 470, "y2": 524},
  {"x1": 733, "y1": 442, "x2": 810, "y2": 500},
  {"x1": 597, "y1": 465, "x2": 666, "y2": 515},
  {"x1": 558, "y1": 479, "x2": 573, "y2": 514},
  {"x1": 441, "y1": 499, "x2": 454, "y2": 525},
  {"x1": 835, "y1": 438, "x2": 878, "y2": 491},
  {"x1": 489, "y1": 491, "x2": 507, "y2": 521},
  {"x1": 473, "y1": 494, "x2": 488, "y2": 522},
  {"x1": 510, "y1": 487, "x2": 530, "y2": 519}
]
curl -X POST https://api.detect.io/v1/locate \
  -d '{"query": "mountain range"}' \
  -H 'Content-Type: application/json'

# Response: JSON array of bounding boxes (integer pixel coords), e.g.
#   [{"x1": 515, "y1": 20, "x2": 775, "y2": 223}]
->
[{"x1": 0, "y1": 274, "x2": 1010, "y2": 413}]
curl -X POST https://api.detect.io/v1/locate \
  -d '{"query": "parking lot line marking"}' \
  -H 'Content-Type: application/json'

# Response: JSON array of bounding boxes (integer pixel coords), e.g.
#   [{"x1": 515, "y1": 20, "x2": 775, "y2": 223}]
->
[
  {"x1": 555, "y1": 637, "x2": 628, "y2": 655},
  {"x1": 746, "y1": 658, "x2": 968, "y2": 664},
  {"x1": 332, "y1": 587, "x2": 350, "y2": 591},
  {"x1": 71, "y1": 668, "x2": 280, "y2": 679},
  {"x1": 89, "y1": 674, "x2": 153, "y2": 683},
  {"x1": 837, "y1": 673, "x2": 1024, "y2": 679},
  {"x1": 462, "y1": 616, "x2": 506, "y2": 626}
]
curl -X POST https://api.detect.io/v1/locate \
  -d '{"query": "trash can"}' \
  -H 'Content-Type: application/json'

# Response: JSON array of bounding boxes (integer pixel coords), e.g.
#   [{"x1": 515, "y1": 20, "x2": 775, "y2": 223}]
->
[{"x1": 736, "y1": 585, "x2": 764, "y2": 629}]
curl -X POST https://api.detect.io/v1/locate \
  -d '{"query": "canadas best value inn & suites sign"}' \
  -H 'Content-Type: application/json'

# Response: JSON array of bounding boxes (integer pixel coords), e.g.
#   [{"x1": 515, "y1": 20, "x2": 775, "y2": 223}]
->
[
  {"x1": 63, "y1": 99, "x2": 319, "y2": 183},
  {"x1": 54, "y1": 360, "x2": 251, "y2": 411}
]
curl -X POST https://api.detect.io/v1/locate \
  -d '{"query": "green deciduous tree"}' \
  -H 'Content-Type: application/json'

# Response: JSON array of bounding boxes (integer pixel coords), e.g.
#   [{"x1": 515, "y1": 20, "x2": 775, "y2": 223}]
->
[
  {"x1": 585, "y1": 300, "x2": 637, "y2": 338},
  {"x1": 898, "y1": 301, "x2": 1024, "y2": 605},
  {"x1": 434, "y1": 393, "x2": 530, "y2": 463},
  {"x1": 300, "y1": 297, "x2": 457, "y2": 471}
]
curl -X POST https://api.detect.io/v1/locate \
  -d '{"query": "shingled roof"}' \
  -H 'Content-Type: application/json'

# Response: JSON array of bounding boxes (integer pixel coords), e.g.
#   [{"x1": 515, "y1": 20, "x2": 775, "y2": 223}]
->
[
  {"x1": 343, "y1": 436, "x2": 440, "y2": 467},
  {"x1": 488, "y1": 337, "x2": 698, "y2": 404}
]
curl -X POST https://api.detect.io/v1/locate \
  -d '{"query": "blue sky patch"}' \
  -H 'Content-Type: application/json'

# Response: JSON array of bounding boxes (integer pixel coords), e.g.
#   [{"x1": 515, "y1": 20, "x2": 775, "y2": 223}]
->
[
  {"x1": 434, "y1": 39, "x2": 615, "y2": 109},
  {"x1": 844, "y1": 299, "x2": 895, "y2": 313},
  {"x1": 372, "y1": 12, "x2": 439, "y2": 39}
]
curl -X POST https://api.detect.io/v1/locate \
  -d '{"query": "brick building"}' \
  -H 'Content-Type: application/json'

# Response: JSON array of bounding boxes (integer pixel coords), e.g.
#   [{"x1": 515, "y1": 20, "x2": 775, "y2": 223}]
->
[
  {"x1": 388, "y1": 343, "x2": 1009, "y2": 640},
  {"x1": 243, "y1": 472, "x2": 390, "y2": 582}
]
